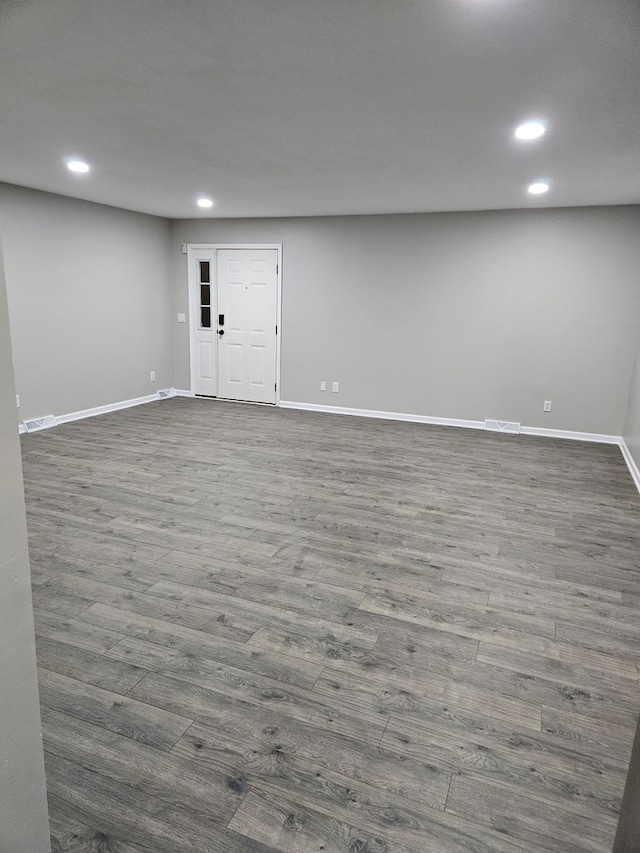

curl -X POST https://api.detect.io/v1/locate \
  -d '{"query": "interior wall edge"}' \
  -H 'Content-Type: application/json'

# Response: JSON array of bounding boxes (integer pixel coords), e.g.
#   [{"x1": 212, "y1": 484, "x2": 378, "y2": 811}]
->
[
  {"x1": 0, "y1": 242, "x2": 50, "y2": 852},
  {"x1": 619, "y1": 438, "x2": 640, "y2": 495}
]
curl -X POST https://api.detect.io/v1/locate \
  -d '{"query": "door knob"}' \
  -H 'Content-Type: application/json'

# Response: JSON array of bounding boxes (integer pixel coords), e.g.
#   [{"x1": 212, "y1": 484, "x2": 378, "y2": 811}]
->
[{"x1": 218, "y1": 329, "x2": 224, "y2": 336}]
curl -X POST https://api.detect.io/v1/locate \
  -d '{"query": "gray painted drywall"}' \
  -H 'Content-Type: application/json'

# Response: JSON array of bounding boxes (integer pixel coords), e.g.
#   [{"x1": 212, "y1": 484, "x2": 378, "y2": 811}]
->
[
  {"x1": 171, "y1": 206, "x2": 640, "y2": 436},
  {"x1": 2, "y1": 186, "x2": 639, "y2": 437},
  {"x1": 0, "y1": 182, "x2": 174, "y2": 423},
  {"x1": 0, "y1": 244, "x2": 51, "y2": 852},
  {"x1": 623, "y1": 339, "x2": 640, "y2": 470}
]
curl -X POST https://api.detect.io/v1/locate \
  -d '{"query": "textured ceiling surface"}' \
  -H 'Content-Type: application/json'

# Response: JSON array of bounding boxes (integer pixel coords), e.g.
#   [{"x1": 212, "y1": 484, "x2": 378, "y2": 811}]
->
[{"x1": 1, "y1": 0, "x2": 639, "y2": 218}]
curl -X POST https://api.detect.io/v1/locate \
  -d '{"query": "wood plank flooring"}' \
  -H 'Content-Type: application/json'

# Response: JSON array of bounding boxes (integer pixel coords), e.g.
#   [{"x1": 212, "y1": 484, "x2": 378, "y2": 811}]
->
[{"x1": 21, "y1": 397, "x2": 640, "y2": 853}]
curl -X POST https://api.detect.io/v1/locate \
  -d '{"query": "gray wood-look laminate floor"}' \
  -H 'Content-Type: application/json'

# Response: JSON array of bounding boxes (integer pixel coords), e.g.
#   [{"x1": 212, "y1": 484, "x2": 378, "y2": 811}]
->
[{"x1": 21, "y1": 397, "x2": 640, "y2": 853}]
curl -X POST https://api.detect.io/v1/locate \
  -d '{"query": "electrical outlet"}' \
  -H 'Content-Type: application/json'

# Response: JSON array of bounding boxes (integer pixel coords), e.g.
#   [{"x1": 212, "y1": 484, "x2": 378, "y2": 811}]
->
[
  {"x1": 150, "y1": 371, "x2": 156, "y2": 382},
  {"x1": 177, "y1": 313, "x2": 186, "y2": 323},
  {"x1": 543, "y1": 400, "x2": 552, "y2": 412},
  {"x1": 320, "y1": 381, "x2": 326, "y2": 391},
  {"x1": 332, "y1": 381, "x2": 339, "y2": 393},
  {"x1": 16, "y1": 394, "x2": 20, "y2": 408}
]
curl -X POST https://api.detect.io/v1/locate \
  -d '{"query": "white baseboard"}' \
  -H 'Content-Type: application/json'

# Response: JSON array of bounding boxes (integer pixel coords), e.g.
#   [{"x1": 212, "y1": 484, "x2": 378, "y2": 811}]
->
[
  {"x1": 278, "y1": 400, "x2": 484, "y2": 431},
  {"x1": 279, "y1": 400, "x2": 622, "y2": 443},
  {"x1": 56, "y1": 393, "x2": 164, "y2": 426},
  {"x1": 519, "y1": 425, "x2": 620, "y2": 444},
  {"x1": 20, "y1": 389, "x2": 179, "y2": 432},
  {"x1": 279, "y1": 399, "x2": 640, "y2": 495},
  {"x1": 619, "y1": 438, "x2": 640, "y2": 494},
  {"x1": 19, "y1": 391, "x2": 640, "y2": 497}
]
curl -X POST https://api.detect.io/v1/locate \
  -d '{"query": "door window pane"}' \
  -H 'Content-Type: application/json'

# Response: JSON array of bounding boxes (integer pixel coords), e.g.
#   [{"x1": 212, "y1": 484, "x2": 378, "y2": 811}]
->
[
  {"x1": 200, "y1": 284, "x2": 210, "y2": 306},
  {"x1": 199, "y1": 261, "x2": 210, "y2": 283},
  {"x1": 201, "y1": 307, "x2": 211, "y2": 328}
]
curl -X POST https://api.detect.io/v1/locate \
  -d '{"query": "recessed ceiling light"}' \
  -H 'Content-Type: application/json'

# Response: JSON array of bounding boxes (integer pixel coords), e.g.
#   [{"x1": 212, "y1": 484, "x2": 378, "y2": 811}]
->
[
  {"x1": 65, "y1": 158, "x2": 90, "y2": 173},
  {"x1": 515, "y1": 122, "x2": 546, "y2": 140},
  {"x1": 196, "y1": 198, "x2": 214, "y2": 208},
  {"x1": 528, "y1": 182, "x2": 550, "y2": 195}
]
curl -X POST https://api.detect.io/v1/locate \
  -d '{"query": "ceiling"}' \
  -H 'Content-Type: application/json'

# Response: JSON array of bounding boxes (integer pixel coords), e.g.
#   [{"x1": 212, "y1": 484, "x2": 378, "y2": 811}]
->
[{"x1": 1, "y1": 0, "x2": 639, "y2": 219}]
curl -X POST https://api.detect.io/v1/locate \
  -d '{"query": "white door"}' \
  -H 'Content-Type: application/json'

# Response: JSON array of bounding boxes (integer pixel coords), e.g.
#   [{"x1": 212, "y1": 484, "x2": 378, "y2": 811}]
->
[
  {"x1": 216, "y1": 249, "x2": 278, "y2": 404},
  {"x1": 192, "y1": 252, "x2": 217, "y2": 396}
]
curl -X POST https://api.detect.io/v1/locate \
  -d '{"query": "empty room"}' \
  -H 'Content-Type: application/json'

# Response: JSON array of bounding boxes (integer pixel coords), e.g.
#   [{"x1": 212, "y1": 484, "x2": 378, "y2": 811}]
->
[{"x1": 1, "y1": 1, "x2": 640, "y2": 852}]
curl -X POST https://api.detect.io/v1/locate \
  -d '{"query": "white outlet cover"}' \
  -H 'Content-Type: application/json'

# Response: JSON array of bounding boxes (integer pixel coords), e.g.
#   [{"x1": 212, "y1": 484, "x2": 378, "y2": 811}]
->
[
  {"x1": 320, "y1": 381, "x2": 326, "y2": 391},
  {"x1": 177, "y1": 313, "x2": 186, "y2": 322},
  {"x1": 332, "y1": 381, "x2": 339, "y2": 392}
]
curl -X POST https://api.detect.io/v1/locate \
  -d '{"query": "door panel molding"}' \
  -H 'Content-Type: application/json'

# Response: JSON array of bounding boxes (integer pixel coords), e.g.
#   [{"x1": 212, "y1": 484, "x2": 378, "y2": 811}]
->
[{"x1": 217, "y1": 248, "x2": 278, "y2": 404}]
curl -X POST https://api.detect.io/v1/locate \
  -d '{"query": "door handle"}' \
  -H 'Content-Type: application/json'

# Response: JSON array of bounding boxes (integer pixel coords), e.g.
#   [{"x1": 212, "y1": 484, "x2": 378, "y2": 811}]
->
[{"x1": 218, "y1": 329, "x2": 224, "y2": 336}]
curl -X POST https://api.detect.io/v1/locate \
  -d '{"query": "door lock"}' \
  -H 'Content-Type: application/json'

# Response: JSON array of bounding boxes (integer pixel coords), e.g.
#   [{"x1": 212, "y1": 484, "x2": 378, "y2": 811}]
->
[{"x1": 218, "y1": 329, "x2": 224, "y2": 336}]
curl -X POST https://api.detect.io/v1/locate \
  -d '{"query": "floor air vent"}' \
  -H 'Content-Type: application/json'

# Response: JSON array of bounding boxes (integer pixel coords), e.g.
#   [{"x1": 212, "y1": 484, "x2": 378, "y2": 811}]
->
[
  {"x1": 484, "y1": 419, "x2": 521, "y2": 435},
  {"x1": 23, "y1": 415, "x2": 57, "y2": 432},
  {"x1": 157, "y1": 389, "x2": 177, "y2": 400}
]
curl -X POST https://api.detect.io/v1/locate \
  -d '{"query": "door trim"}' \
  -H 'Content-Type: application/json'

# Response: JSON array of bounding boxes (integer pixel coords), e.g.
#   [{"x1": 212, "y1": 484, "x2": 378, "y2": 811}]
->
[{"x1": 186, "y1": 244, "x2": 282, "y2": 404}]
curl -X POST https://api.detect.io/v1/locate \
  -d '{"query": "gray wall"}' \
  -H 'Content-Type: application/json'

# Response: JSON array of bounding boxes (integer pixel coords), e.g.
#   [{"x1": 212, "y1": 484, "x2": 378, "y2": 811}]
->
[
  {"x1": 172, "y1": 206, "x2": 640, "y2": 435},
  {"x1": 0, "y1": 183, "x2": 174, "y2": 423},
  {"x1": 623, "y1": 339, "x2": 640, "y2": 470},
  {"x1": 2, "y1": 186, "x2": 639, "y2": 437},
  {"x1": 0, "y1": 245, "x2": 51, "y2": 852}
]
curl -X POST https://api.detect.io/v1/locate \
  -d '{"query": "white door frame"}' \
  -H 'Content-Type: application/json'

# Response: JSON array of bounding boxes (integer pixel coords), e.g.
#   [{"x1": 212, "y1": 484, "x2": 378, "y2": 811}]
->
[{"x1": 187, "y1": 243, "x2": 283, "y2": 403}]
